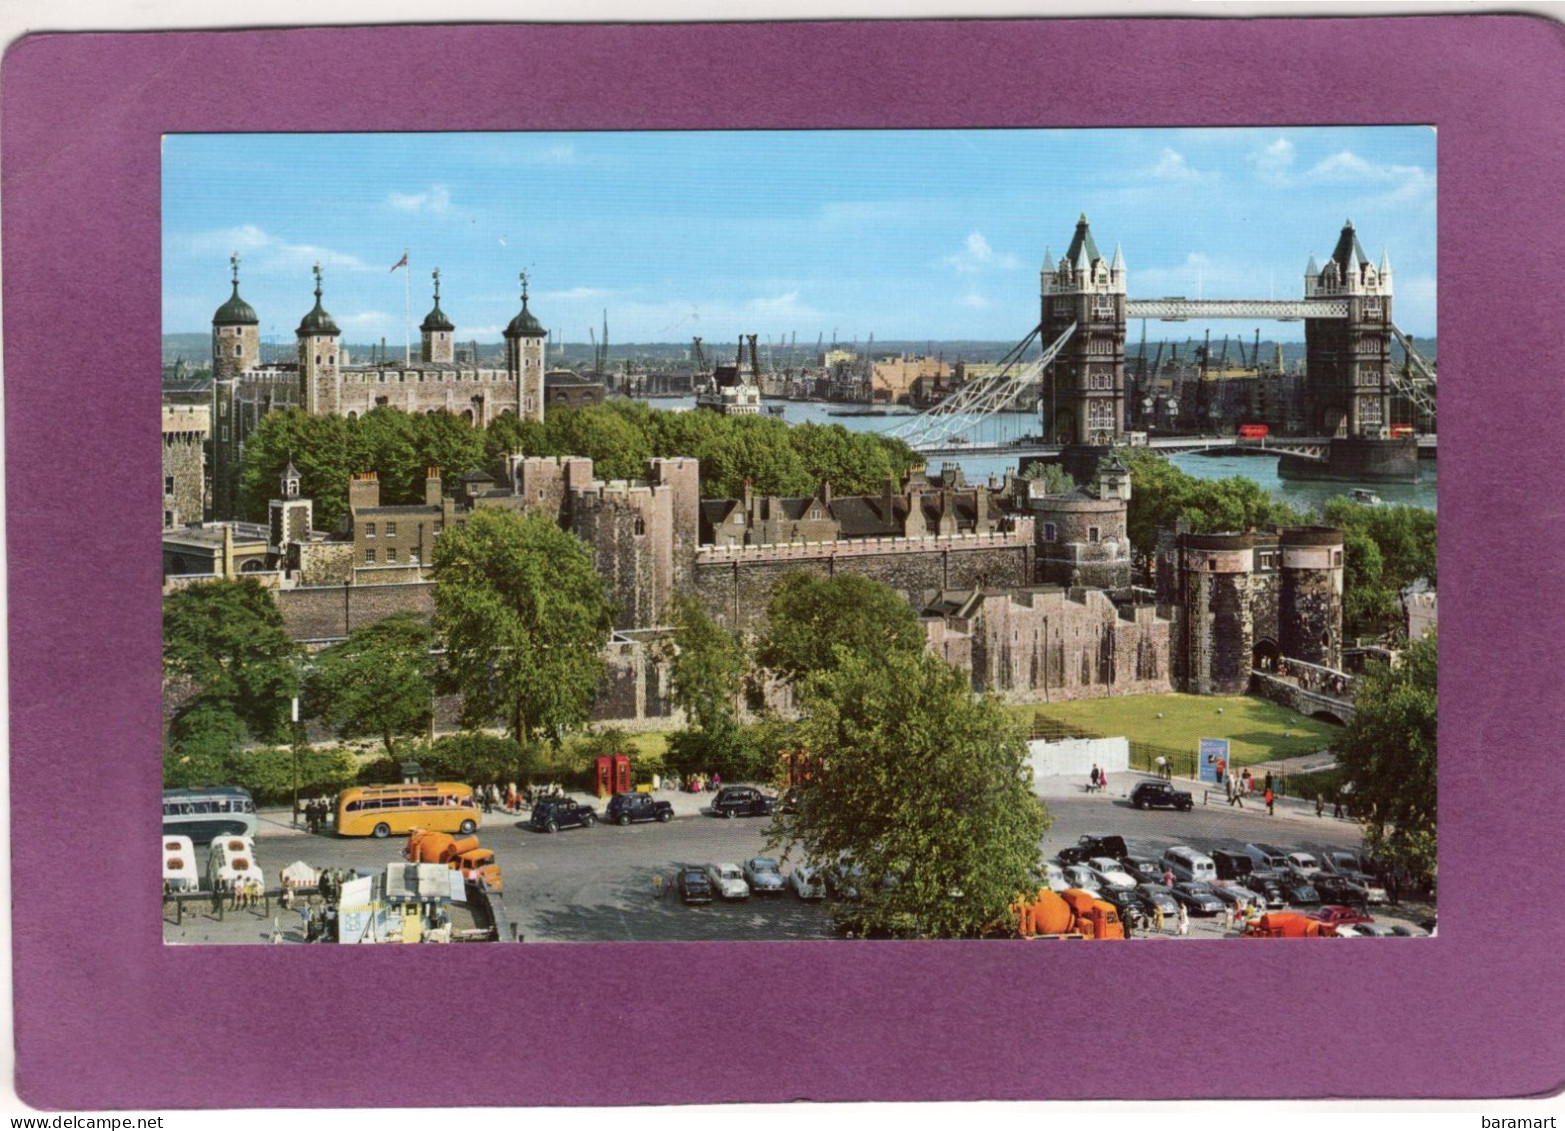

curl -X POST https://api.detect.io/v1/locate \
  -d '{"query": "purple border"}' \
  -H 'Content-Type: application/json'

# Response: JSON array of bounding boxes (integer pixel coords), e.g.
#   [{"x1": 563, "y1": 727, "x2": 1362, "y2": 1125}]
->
[{"x1": 6, "y1": 16, "x2": 1565, "y2": 1109}]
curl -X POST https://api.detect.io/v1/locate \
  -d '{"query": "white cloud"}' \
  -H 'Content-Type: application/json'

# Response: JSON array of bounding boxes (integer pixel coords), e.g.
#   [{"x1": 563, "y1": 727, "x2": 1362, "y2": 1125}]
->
[
  {"x1": 944, "y1": 231, "x2": 1019, "y2": 274},
  {"x1": 337, "y1": 311, "x2": 392, "y2": 331},
  {"x1": 1151, "y1": 147, "x2": 1210, "y2": 182},
  {"x1": 958, "y1": 292, "x2": 989, "y2": 309},
  {"x1": 174, "y1": 225, "x2": 372, "y2": 275},
  {"x1": 539, "y1": 286, "x2": 612, "y2": 302},
  {"x1": 387, "y1": 185, "x2": 452, "y2": 213},
  {"x1": 1251, "y1": 137, "x2": 1296, "y2": 182},
  {"x1": 1293, "y1": 150, "x2": 1435, "y2": 204},
  {"x1": 542, "y1": 144, "x2": 578, "y2": 165},
  {"x1": 746, "y1": 291, "x2": 821, "y2": 321}
]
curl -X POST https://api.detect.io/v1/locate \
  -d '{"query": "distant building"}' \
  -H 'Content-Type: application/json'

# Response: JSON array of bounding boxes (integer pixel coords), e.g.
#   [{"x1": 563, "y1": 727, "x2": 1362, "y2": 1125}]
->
[
  {"x1": 870, "y1": 355, "x2": 950, "y2": 404},
  {"x1": 544, "y1": 369, "x2": 606, "y2": 409}
]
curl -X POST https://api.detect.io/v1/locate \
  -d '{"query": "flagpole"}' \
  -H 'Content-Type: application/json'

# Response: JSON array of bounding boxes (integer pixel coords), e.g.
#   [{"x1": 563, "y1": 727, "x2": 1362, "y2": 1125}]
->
[{"x1": 403, "y1": 248, "x2": 411, "y2": 366}]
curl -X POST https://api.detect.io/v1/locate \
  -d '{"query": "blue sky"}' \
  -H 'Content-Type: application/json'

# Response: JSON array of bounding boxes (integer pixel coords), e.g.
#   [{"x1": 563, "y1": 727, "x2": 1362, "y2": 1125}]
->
[{"x1": 163, "y1": 127, "x2": 1436, "y2": 347}]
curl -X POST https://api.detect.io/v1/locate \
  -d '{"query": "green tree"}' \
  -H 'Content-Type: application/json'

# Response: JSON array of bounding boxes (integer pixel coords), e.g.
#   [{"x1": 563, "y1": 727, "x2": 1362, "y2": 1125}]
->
[
  {"x1": 1322, "y1": 498, "x2": 1437, "y2": 637},
  {"x1": 1334, "y1": 628, "x2": 1438, "y2": 891},
  {"x1": 777, "y1": 650, "x2": 1049, "y2": 938},
  {"x1": 163, "y1": 579, "x2": 300, "y2": 742},
  {"x1": 239, "y1": 410, "x2": 356, "y2": 525},
  {"x1": 542, "y1": 406, "x2": 654, "y2": 480},
  {"x1": 1020, "y1": 460, "x2": 1077, "y2": 495},
  {"x1": 164, "y1": 701, "x2": 250, "y2": 788},
  {"x1": 305, "y1": 612, "x2": 436, "y2": 753},
  {"x1": 432, "y1": 509, "x2": 614, "y2": 744},
  {"x1": 756, "y1": 572, "x2": 926, "y2": 683},
  {"x1": 666, "y1": 595, "x2": 747, "y2": 730}
]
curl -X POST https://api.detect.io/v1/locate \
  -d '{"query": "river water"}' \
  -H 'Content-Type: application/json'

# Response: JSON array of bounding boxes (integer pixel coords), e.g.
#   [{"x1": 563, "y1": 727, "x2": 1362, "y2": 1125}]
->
[{"x1": 643, "y1": 397, "x2": 1437, "y2": 514}]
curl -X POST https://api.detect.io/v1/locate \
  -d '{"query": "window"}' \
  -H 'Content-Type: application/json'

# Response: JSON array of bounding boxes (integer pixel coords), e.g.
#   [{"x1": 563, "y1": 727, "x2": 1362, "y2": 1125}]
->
[
  {"x1": 364, "y1": 549, "x2": 376, "y2": 563},
  {"x1": 1334, "y1": 550, "x2": 1343, "y2": 567},
  {"x1": 220, "y1": 427, "x2": 229, "y2": 441},
  {"x1": 233, "y1": 345, "x2": 241, "y2": 357},
  {"x1": 315, "y1": 355, "x2": 322, "y2": 365},
  {"x1": 1088, "y1": 526, "x2": 1100, "y2": 543},
  {"x1": 386, "y1": 548, "x2": 397, "y2": 562},
  {"x1": 164, "y1": 476, "x2": 175, "y2": 495},
  {"x1": 634, "y1": 516, "x2": 646, "y2": 536},
  {"x1": 385, "y1": 522, "x2": 397, "y2": 537},
  {"x1": 365, "y1": 523, "x2": 376, "y2": 538},
  {"x1": 408, "y1": 551, "x2": 419, "y2": 564},
  {"x1": 1043, "y1": 523, "x2": 1057, "y2": 543}
]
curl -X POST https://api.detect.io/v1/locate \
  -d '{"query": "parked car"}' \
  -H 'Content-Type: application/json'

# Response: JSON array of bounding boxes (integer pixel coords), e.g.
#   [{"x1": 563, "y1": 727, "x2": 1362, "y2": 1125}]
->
[
  {"x1": 530, "y1": 797, "x2": 598, "y2": 833},
  {"x1": 1209, "y1": 883, "x2": 1265, "y2": 915},
  {"x1": 1389, "y1": 924, "x2": 1429, "y2": 938},
  {"x1": 1320, "y1": 851, "x2": 1388, "y2": 903},
  {"x1": 1212, "y1": 850, "x2": 1262, "y2": 884},
  {"x1": 678, "y1": 867, "x2": 713, "y2": 904},
  {"x1": 789, "y1": 864, "x2": 827, "y2": 900},
  {"x1": 1309, "y1": 873, "x2": 1361, "y2": 904},
  {"x1": 826, "y1": 862, "x2": 864, "y2": 901},
  {"x1": 1056, "y1": 833, "x2": 1130, "y2": 867},
  {"x1": 1281, "y1": 878, "x2": 1322, "y2": 906},
  {"x1": 1170, "y1": 882, "x2": 1225, "y2": 915},
  {"x1": 1120, "y1": 855, "x2": 1163, "y2": 885},
  {"x1": 1243, "y1": 843, "x2": 1294, "y2": 875},
  {"x1": 1061, "y1": 864, "x2": 1102, "y2": 893},
  {"x1": 1130, "y1": 781, "x2": 1193, "y2": 812},
  {"x1": 1043, "y1": 862, "x2": 1069, "y2": 893},
  {"x1": 706, "y1": 862, "x2": 750, "y2": 900},
  {"x1": 1137, "y1": 883, "x2": 1180, "y2": 918},
  {"x1": 604, "y1": 792, "x2": 674, "y2": 826},
  {"x1": 1086, "y1": 856, "x2": 1138, "y2": 890},
  {"x1": 710, "y1": 786, "x2": 775, "y2": 819},
  {"x1": 1100, "y1": 886, "x2": 1150, "y2": 931},
  {"x1": 1286, "y1": 852, "x2": 1323, "y2": 881},
  {"x1": 743, "y1": 856, "x2": 786, "y2": 894},
  {"x1": 778, "y1": 786, "x2": 803, "y2": 815},
  {"x1": 1307, "y1": 904, "x2": 1374, "y2": 928},
  {"x1": 1341, "y1": 922, "x2": 1397, "y2": 937},
  {"x1": 1240, "y1": 873, "x2": 1288, "y2": 909},
  {"x1": 1161, "y1": 846, "x2": 1218, "y2": 884}
]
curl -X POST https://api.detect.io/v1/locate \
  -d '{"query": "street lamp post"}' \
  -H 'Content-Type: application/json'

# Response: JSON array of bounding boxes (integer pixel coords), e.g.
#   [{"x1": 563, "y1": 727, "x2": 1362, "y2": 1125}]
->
[{"x1": 291, "y1": 693, "x2": 302, "y2": 829}]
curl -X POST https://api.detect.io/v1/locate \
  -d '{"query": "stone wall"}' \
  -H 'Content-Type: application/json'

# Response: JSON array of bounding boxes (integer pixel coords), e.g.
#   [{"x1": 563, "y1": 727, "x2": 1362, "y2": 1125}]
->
[
  {"x1": 931, "y1": 588, "x2": 1173, "y2": 702},
  {"x1": 694, "y1": 532, "x2": 1033, "y2": 630},
  {"x1": 161, "y1": 413, "x2": 206, "y2": 526},
  {"x1": 275, "y1": 580, "x2": 436, "y2": 643}
]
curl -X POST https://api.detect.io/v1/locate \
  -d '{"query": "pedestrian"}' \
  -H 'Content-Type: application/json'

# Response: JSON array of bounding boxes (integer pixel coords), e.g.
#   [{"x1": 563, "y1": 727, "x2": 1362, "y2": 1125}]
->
[
  {"x1": 1223, "y1": 903, "x2": 1234, "y2": 931},
  {"x1": 1089, "y1": 764, "x2": 1101, "y2": 793},
  {"x1": 1099, "y1": 770, "x2": 1109, "y2": 795},
  {"x1": 1155, "y1": 755, "x2": 1168, "y2": 781},
  {"x1": 1315, "y1": 794, "x2": 1325, "y2": 818},
  {"x1": 1263, "y1": 771, "x2": 1274, "y2": 795},
  {"x1": 1153, "y1": 904, "x2": 1165, "y2": 933},
  {"x1": 1333, "y1": 793, "x2": 1344, "y2": 819},
  {"x1": 1176, "y1": 903, "x2": 1189, "y2": 937},
  {"x1": 711, "y1": 771, "x2": 721, "y2": 791},
  {"x1": 1162, "y1": 867, "x2": 1174, "y2": 887},
  {"x1": 1264, "y1": 787, "x2": 1275, "y2": 816},
  {"x1": 297, "y1": 902, "x2": 311, "y2": 939},
  {"x1": 1122, "y1": 908, "x2": 1135, "y2": 939}
]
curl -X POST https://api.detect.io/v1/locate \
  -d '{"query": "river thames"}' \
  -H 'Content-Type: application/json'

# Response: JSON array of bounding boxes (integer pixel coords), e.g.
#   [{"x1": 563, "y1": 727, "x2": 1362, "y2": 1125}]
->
[{"x1": 648, "y1": 397, "x2": 1437, "y2": 513}]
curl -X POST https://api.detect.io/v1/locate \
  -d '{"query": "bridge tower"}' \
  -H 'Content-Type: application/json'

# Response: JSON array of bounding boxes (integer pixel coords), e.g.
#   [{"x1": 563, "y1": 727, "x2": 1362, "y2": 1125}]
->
[
  {"x1": 1304, "y1": 220, "x2": 1395, "y2": 439},
  {"x1": 1039, "y1": 214, "x2": 1126, "y2": 450}
]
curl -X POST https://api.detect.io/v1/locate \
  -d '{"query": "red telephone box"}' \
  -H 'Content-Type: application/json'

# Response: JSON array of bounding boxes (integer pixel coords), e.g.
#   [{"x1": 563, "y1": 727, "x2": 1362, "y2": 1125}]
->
[{"x1": 593, "y1": 754, "x2": 631, "y2": 798}]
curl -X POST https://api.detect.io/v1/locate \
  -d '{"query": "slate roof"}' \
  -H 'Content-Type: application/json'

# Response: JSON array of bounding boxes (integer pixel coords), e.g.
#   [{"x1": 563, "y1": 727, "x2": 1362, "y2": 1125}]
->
[
  {"x1": 297, "y1": 295, "x2": 340, "y2": 336},
  {"x1": 420, "y1": 299, "x2": 455, "y2": 333},
  {"x1": 213, "y1": 282, "x2": 259, "y2": 326},
  {"x1": 505, "y1": 297, "x2": 546, "y2": 338},
  {"x1": 1329, "y1": 220, "x2": 1369, "y2": 275},
  {"x1": 1064, "y1": 213, "x2": 1102, "y2": 268}
]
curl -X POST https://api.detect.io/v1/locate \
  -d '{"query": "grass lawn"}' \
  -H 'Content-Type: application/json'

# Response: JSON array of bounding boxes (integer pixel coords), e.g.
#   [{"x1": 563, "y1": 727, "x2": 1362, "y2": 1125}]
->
[{"x1": 1008, "y1": 693, "x2": 1342, "y2": 768}]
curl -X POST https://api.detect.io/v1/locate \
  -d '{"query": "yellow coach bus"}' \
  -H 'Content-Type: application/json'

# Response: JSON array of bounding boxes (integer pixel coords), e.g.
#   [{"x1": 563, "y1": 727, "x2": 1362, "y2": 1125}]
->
[{"x1": 335, "y1": 783, "x2": 480, "y2": 839}]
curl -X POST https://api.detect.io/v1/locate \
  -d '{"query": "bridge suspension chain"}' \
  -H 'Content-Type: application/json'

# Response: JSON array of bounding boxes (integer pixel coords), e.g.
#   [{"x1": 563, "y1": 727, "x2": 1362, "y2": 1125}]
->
[
  {"x1": 891, "y1": 322, "x2": 1077, "y2": 450},
  {"x1": 1387, "y1": 322, "x2": 1437, "y2": 420}
]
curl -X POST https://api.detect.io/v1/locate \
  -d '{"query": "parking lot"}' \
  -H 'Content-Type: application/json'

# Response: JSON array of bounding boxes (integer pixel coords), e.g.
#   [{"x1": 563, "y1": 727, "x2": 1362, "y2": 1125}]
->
[{"x1": 163, "y1": 774, "x2": 1433, "y2": 944}]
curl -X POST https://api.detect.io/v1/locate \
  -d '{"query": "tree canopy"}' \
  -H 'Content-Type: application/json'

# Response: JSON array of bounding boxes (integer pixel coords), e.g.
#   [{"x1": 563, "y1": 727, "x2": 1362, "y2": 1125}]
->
[
  {"x1": 1118, "y1": 447, "x2": 1309, "y2": 564},
  {"x1": 1321, "y1": 497, "x2": 1437, "y2": 638},
  {"x1": 755, "y1": 572, "x2": 927, "y2": 683},
  {"x1": 775, "y1": 650, "x2": 1049, "y2": 938},
  {"x1": 239, "y1": 402, "x2": 922, "y2": 527},
  {"x1": 305, "y1": 612, "x2": 436, "y2": 752},
  {"x1": 432, "y1": 509, "x2": 614, "y2": 744},
  {"x1": 1334, "y1": 628, "x2": 1438, "y2": 887},
  {"x1": 665, "y1": 595, "x2": 747, "y2": 731},
  {"x1": 162, "y1": 579, "x2": 300, "y2": 743}
]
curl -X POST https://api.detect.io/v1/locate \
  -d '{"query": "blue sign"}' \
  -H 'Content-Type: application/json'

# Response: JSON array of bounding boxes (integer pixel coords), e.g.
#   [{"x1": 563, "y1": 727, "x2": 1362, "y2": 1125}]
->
[{"x1": 1198, "y1": 738, "x2": 1230, "y2": 784}]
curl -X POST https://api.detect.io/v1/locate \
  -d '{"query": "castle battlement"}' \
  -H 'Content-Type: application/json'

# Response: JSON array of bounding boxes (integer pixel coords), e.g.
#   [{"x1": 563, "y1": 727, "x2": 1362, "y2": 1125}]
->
[{"x1": 695, "y1": 521, "x2": 1034, "y2": 564}]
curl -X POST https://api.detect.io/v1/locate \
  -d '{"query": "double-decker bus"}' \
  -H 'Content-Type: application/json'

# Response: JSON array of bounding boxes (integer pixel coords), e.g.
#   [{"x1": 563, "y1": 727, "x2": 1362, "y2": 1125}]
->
[
  {"x1": 335, "y1": 783, "x2": 480, "y2": 839},
  {"x1": 162, "y1": 786, "x2": 257, "y2": 843},
  {"x1": 1237, "y1": 423, "x2": 1270, "y2": 440}
]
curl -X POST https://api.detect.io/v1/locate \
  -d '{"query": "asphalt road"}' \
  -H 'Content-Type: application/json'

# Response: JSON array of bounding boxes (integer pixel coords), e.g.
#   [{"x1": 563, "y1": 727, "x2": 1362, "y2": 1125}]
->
[{"x1": 167, "y1": 793, "x2": 1391, "y2": 944}]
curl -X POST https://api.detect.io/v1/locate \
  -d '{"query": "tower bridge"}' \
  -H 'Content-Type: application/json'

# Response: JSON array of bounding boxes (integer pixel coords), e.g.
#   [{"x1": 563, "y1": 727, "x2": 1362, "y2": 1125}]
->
[{"x1": 896, "y1": 215, "x2": 1432, "y2": 483}]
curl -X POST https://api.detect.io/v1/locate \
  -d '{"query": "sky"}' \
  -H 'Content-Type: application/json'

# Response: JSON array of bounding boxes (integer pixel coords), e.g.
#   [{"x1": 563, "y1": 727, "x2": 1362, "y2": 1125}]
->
[{"x1": 162, "y1": 127, "x2": 1436, "y2": 349}]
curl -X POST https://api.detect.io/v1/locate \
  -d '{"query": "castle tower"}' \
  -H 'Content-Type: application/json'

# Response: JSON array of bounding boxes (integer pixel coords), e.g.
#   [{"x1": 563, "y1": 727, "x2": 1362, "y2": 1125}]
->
[
  {"x1": 1039, "y1": 214, "x2": 1127, "y2": 447},
  {"x1": 503, "y1": 270, "x2": 547, "y2": 423},
  {"x1": 297, "y1": 263, "x2": 342, "y2": 416},
  {"x1": 1277, "y1": 527, "x2": 1344, "y2": 669},
  {"x1": 210, "y1": 252, "x2": 260, "y2": 520},
  {"x1": 268, "y1": 458, "x2": 313, "y2": 553},
  {"x1": 1303, "y1": 220, "x2": 1394, "y2": 440},
  {"x1": 420, "y1": 268, "x2": 455, "y2": 363},
  {"x1": 212, "y1": 251, "x2": 260, "y2": 376}
]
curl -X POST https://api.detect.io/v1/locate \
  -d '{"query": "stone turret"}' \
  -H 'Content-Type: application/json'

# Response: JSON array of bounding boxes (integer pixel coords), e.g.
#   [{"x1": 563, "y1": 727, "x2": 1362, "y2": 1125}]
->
[
  {"x1": 420, "y1": 268, "x2": 455, "y2": 363},
  {"x1": 503, "y1": 270, "x2": 547, "y2": 422},
  {"x1": 297, "y1": 263, "x2": 342, "y2": 416}
]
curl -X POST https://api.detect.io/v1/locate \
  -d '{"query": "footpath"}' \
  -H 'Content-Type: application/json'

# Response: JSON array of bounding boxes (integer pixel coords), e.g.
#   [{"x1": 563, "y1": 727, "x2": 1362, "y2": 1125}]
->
[{"x1": 1031, "y1": 766, "x2": 1356, "y2": 827}]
